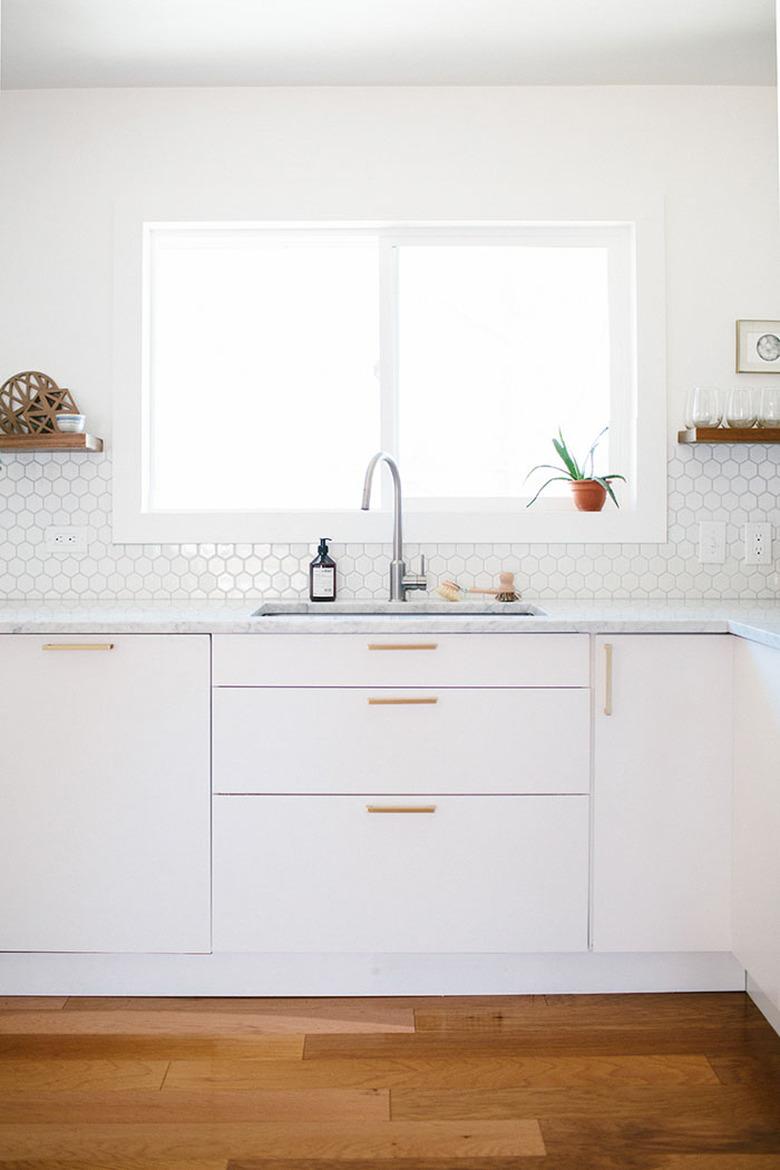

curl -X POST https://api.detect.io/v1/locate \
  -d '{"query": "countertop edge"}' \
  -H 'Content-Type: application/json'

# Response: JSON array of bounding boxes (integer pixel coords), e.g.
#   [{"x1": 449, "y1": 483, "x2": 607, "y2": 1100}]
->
[
  {"x1": 0, "y1": 603, "x2": 776, "y2": 650},
  {"x1": 725, "y1": 620, "x2": 780, "y2": 651},
  {"x1": 0, "y1": 609, "x2": 778, "y2": 648}
]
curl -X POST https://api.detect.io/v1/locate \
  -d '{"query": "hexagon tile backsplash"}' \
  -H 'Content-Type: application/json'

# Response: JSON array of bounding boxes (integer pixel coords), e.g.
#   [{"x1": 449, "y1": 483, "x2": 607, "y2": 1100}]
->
[{"x1": 0, "y1": 446, "x2": 778, "y2": 600}]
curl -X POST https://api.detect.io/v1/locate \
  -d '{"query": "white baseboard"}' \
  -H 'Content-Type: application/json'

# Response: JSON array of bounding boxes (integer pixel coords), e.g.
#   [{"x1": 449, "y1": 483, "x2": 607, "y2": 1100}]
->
[
  {"x1": 747, "y1": 973, "x2": 780, "y2": 1036},
  {"x1": 0, "y1": 951, "x2": 745, "y2": 997}
]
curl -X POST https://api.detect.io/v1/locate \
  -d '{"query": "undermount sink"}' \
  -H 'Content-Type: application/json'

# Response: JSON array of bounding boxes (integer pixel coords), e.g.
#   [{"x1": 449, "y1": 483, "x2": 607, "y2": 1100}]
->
[{"x1": 251, "y1": 600, "x2": 546, "y2": 617}]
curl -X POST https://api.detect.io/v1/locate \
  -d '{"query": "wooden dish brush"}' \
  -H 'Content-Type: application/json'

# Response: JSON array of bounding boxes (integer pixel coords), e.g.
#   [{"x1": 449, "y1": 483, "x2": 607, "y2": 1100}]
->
[{"x1": 468, "y1": 571, "x2": 522, "y2": 602}]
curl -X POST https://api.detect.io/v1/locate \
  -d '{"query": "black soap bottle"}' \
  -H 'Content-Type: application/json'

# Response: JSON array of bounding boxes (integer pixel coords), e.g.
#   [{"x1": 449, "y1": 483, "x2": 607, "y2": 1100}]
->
[{"x1": 309, "y1": 537, "x2": 337, "y2": 602}]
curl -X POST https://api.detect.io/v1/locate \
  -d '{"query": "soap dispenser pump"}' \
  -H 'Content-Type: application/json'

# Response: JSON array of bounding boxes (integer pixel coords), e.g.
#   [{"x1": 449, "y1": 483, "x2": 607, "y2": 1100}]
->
[{"x1": 309, "y1": 537, "x2": 337, "y2": 602}]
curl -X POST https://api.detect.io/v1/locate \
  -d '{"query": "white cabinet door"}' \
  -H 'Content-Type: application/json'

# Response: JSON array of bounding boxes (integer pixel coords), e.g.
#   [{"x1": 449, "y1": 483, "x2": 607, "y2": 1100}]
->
[
  {"x1": 0, "y1": 635, "x2": 211, "y2": 953},
  {"x1": 213, "y1": 687, "x2": 590, "y2": 794},
  {"x1": 734, "y1": 638, "x2": 780, "y2": 1010},
  {"x1": 593, "y1": 635, "x2": 733, "y2": 953},
  {"x1": 213, "y1": 795, "x2": 589, "y2": 953}
]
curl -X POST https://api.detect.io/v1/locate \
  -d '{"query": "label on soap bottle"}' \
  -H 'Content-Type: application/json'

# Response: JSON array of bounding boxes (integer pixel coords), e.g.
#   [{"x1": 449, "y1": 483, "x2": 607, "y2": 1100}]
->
[{"x1": 311, "y1": 566, "x2": 336, "y2": 600}]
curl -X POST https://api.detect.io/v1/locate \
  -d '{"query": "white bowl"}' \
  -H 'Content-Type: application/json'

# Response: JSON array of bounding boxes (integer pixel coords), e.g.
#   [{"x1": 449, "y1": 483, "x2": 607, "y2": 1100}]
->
[{"x1": 56, "y1": 414, "x2": 86, "y2": 433}]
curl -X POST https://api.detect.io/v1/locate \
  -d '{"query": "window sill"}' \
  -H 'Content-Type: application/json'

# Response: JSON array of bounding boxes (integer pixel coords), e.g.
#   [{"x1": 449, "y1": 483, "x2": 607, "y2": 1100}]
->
[{"x1": 111, "y1": 505, "x2": 666, "y2": 545}]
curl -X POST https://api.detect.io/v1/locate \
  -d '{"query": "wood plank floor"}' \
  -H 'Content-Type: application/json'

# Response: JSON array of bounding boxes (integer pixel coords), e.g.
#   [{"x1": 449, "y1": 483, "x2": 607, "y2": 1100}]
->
[{"x1": 0, "y1": 993, "x2": 776, "y2": 1168}]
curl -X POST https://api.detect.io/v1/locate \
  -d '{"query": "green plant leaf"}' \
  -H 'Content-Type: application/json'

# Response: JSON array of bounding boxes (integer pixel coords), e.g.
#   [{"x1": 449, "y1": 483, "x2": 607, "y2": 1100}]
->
[
  {"x1": 524, "y1": 462, "x2": 574, "y2": 482},
  {"x1": 593, "y1": 476, "x2": 620, "y2": 508},
  {"x1": 603, "y1": 474, "x2": 627, "y2": 482},
  {"x1": 553, "y1": 431, "x2": 582, "y2": 480},
  {"x1": 553, "y1": 432, "x2": 579, "y2": 478},
  {"x1": 525, "y1": 476, "x2": 573, "y2": 508},
  {"x1": 582, "y1": 425, "x2": 609, "y2": 478}
]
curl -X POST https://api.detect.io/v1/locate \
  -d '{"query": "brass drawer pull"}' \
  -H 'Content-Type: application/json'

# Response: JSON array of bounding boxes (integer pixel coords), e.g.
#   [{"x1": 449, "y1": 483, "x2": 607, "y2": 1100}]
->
[
  {"x1": 603, "y1": 642, "x2": 613, "y2": 716},
  {"x1": 367, "y1": 805, "x2": 437, "y2": 814},
  {"x1": 368, "y1": 696, "x2": 438, "y2": 706},
  {"x1": 42, "y1": 643, "x2": 115, "y2": 652},
  {"x1": 368, "y1": 643, "x2": 438, "y2": 651}
]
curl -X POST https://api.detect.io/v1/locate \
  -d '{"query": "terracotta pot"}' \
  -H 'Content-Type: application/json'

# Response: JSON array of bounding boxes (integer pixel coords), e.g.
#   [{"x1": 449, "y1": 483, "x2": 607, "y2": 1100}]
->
[{"x1": 570, "y1": 479, "x2": 607, "y2": 512}]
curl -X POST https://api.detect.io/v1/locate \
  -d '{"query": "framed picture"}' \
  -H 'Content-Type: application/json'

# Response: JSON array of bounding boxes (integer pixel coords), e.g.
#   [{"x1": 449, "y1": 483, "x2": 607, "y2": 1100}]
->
[{"x1": 736, "y1": 319, "x2": 780, "y2": 373}]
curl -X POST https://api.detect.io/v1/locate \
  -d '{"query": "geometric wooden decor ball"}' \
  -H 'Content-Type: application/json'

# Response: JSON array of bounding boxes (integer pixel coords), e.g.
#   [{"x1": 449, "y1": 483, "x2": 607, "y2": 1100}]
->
[{"x1": 0, "y1": 371, "x2": 81, "y2": 435}]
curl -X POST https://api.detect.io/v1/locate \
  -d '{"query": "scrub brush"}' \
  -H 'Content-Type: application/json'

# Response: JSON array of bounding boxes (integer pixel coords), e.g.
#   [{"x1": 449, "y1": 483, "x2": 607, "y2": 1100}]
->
[
  {"x1": 434, "y1": 579, "x2": 463, "y2": 602},
  {"x1": 468, "y1": 572, "x2": 522, "y2": 603}
]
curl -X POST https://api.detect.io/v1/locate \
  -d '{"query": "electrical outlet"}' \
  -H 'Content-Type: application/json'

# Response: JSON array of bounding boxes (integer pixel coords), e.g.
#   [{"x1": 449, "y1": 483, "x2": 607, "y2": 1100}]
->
[
  {"x1": 744, "y1": 523, "x2": 773, "y2": 565},
  {"x1": 698, "y1": 521, "x2": 726, "y2": 564},
  {"x1": 44, "y1": 526, "x2": 88, "y2": 554}
]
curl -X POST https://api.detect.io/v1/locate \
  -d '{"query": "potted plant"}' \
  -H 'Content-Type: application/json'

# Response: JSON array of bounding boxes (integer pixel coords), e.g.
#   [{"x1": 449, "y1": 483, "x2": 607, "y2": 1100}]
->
[{"x1": 526, "y1": 427, "x2": 625, "y2": 512}]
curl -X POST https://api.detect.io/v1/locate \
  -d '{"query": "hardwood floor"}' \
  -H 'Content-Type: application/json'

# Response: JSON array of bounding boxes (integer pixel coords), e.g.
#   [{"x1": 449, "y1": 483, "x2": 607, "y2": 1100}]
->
[{"x1": 0, "y1": 993, "x2": 776, "y2": 1168}]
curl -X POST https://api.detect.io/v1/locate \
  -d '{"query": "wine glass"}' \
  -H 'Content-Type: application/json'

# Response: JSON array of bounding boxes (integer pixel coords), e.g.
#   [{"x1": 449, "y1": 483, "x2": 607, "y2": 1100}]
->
[
  {"x1": 757, "y1": 386, "x2": 780, "y2": 427},
  {"x1": 725, "y1": 388, "x2": 757, "y2": 428},
  {"x1": 691, "y1": 386, "x2": 722, "y2": 427}
]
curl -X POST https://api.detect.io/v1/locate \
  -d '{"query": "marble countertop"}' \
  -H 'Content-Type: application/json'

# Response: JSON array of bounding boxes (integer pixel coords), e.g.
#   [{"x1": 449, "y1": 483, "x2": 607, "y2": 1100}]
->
[{"x1": 0, "y1": 599, "x2": 778, "y2": 649}]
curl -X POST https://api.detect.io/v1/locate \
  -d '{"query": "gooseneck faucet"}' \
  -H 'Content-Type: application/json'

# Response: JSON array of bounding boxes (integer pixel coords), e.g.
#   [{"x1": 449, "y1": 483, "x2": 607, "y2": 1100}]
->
[{"x1": 361, "y1": 452, "x2": 427, "y2": 602}]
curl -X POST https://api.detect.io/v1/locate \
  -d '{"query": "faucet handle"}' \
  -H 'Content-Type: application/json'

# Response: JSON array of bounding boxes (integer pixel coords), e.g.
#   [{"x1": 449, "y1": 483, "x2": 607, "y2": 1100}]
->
[{"x1": 403, "y1": 553, "x2": 428, "y2": 594}]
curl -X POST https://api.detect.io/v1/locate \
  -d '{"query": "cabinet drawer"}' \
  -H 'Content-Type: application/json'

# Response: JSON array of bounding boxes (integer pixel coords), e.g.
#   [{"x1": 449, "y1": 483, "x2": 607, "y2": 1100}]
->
[
  {"x1": 214, "y1": 687, "x2": 590, "y2": 794},
  {"x1": 213, "y1": 795, "x2": 589, "y2": 953},
  {"x1": 213, "y1": 633, "x2": 589, "y2": 687}
]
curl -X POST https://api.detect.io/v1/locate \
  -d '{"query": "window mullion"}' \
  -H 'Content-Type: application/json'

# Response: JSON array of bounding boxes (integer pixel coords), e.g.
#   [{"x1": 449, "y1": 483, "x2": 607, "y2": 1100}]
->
[
  {"x1": 606, "y1": 232, "x2": 632, "y2": 504},
  {"x1": 378, "y1": 235, "x2": 400, "y2": 513}
]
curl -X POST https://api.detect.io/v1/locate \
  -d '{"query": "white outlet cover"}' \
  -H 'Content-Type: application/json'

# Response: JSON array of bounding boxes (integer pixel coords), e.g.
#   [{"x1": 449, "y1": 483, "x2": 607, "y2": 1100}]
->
[
  {"x1": 44, "y1": 526, "x2": 89, "y2": 553},
  {"x1": 744, "y1": 522, "x2": 773, "y2": 566}
]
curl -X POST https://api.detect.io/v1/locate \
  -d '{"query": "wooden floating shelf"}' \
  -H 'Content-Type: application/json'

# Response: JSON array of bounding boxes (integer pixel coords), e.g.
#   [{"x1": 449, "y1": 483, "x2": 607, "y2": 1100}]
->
[
  {"x1": 0, "y1": 433, "x2": 103, "y2": 453},
  {"x1": 678, "y1": 426, "x2": 780, "y2": 444}
]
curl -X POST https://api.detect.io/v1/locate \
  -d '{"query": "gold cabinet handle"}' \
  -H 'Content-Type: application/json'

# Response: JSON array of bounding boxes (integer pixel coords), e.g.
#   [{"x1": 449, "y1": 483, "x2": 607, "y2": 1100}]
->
[
  {"x1": 368, "y1": 643, "x2": 438, "y2": 651},
  {"x1": 367, "y1": 696, "x2": 438, "y2": 706},
  {"x1": 603, "y1": 642, "x2": 613, "y2": 715},
  {"x1": 42, "y1": 643, "x2": 115, "y2": 651},
  {"x1": 366, "y1": 805, "x2": 437, "y2": 814}
]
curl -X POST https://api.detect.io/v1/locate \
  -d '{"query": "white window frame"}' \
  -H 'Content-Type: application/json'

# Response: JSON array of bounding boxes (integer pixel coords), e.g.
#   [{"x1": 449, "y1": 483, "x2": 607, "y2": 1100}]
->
[{"x1": 113, "y1": 215, "x2": 666, "y2": 543}]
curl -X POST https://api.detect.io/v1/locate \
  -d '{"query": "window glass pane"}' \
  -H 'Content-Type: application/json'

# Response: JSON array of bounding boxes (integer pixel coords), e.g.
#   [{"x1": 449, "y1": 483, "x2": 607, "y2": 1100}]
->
[
  {"x1": 148, "y1": 230, "x2": 380, "y2": 511},
  {"x1": 397, "y1": 244, "x2": 611, "y2": 500}
]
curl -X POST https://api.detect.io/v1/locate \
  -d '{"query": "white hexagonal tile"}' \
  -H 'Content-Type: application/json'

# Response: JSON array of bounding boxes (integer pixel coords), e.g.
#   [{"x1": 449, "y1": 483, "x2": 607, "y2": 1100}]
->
[{"x1": 0, "y1": 442, "x2": 774, "y2": 601}]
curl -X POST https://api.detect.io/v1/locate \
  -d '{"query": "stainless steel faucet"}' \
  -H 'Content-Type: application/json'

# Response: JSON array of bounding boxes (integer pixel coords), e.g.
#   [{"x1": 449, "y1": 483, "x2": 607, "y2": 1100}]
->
[{"x1": 361, "y1": 452, "x2": 427, "y2": 601}]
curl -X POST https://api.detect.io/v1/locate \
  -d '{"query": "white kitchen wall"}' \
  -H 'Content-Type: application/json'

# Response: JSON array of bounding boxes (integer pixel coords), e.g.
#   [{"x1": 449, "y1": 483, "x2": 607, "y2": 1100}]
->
[{"x1": 0, "y1": 85, "x2": 778, "y2": 599}]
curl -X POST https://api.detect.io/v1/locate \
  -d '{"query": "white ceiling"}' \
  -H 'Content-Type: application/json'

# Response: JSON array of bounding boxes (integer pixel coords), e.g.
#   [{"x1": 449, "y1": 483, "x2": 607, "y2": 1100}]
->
[{"x1": 1, "y1": 0, "x2": 776, "y2": 89}]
